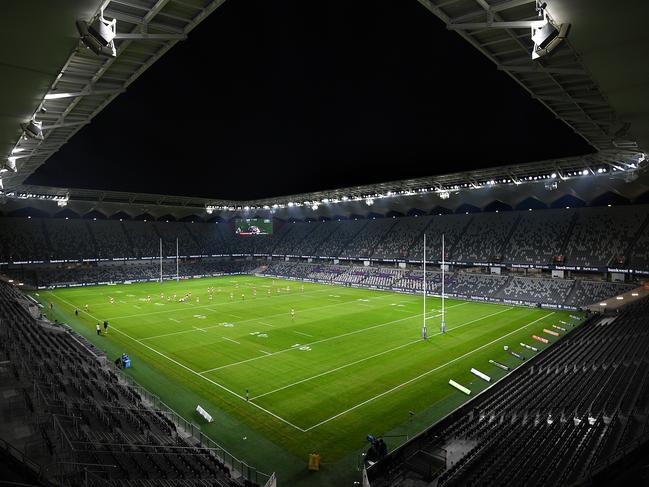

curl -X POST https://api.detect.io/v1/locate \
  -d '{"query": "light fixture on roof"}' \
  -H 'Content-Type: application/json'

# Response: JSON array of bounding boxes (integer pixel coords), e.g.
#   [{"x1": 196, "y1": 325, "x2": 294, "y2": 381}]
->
[
  {"x1": 76, "y1": 11, "x2": 117, "y2": 57},
  {"x1": 544, "y1": 181, "x2": 558, "y2": 191},
  {"x1": 531, "y1": 3, "x2": 570, "y2": 60},
  {"x1": 3, "y1": 157, "x2": 17, "y2": 173},
  {"x1": 20, "y1": 118, "x2": 43, "y2": 140}
]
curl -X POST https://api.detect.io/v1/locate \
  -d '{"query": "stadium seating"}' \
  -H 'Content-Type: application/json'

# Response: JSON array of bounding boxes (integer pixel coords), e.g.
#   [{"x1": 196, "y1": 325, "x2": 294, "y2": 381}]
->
[
  {"x1": 503, "y1": 209, "x2": 572, "y2": 264},
  {"x1": 0, "y1": 280, "x2": 263, "y2": 486},
  {"x1": 368, "y1": 297, "x2": 649, "y2": 486},
  {"x1": 563, "y1": 206, "x2": 647, "y2": 267},
  {"x1": 499, "y1": 276, "x2": 575, "y2": 304},
  {"x1": 122, "y1": 221, "x2": 163, "y2": 258},
  {"x1": 372, "y1": 216, "x2": 430, "y2": 260},
  {"x1": 451, "y1": 212, "x2": 518, "y2": 263},
  {"x1": 43, "y1": 219, "x2": 97, "y2": 261},
  {"x1": 1, "y1": 205, "x2": 648, "y2": 268},
  {"x1": 0, "y1": 217, "x2": 49, "y2": 262},
  {"x1": 566, "y1": 280, "x2": 636, "y2": 306},
  {"x1": 340, "y1": 218, "x2": 396, "y2": 259},
  {"x1": 89, "y1": 220, "x2": 133, "y2": 258},
  {"x1": 316, "y1": 219, "x2": 367, "y2": 257},
  {"x1": 408, "y1": 214, "x2": 470, "y2": 262}
]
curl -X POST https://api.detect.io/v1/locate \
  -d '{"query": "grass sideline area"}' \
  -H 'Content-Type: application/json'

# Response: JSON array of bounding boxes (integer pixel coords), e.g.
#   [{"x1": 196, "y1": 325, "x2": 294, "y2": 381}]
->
[{"x1": 32, "y1": 275, "x2": 584, "y2": 485}]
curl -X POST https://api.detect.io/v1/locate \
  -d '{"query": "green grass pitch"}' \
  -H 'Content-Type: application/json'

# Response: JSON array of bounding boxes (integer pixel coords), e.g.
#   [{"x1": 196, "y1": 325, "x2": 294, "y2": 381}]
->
[{"x1": 33, "y1": 275, "x2": 584, "y2": 485}]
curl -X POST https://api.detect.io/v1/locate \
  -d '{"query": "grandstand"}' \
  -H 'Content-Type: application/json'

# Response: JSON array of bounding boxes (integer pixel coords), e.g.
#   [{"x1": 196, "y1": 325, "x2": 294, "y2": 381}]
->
[{"x1": 1, "y1": 1, "x2": 648, "y2": 487}]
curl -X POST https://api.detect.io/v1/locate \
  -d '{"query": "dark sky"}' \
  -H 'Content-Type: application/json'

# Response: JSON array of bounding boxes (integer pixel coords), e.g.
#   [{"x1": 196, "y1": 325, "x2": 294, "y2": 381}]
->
[{"x1": 27, "y1": 0, "x2": 592, "y2": 200}]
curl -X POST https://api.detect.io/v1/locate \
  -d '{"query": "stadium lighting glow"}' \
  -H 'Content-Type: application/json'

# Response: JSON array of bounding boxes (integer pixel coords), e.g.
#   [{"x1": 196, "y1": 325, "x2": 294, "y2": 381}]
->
[
  {"x1": 581, "y1": 169, "x2": 588, "y2": 176},
  {"x1": 439, "y1": 190, "x2": 450, "y2": 200},
  {"x1": 616, "y1": 296, "x2": 624, "y2": 300},
  {"x1": 76, "y1": 12, "x2": 117, "y2": 57},
  {"x1": 599, "y1": 302, "x2": 607, "y2": 306},
  {"x1": 288, "y1": 202, "x2": 294, "y2": 207},
  {"x1": 20, "y1": 118, "x2": 43, "y2": 140},
  {"x1": 366, "y1": 198, "x2": 374, "y2": 206},
  {"x1": 5, "y1": 157, "x2": 17, "y2": 173},
  {"x1": 551, "y1": 173, "x2": 557, "y2": 178},
  {"x1": 632, "y1": 292, "x2": 639, "y2": 297}
]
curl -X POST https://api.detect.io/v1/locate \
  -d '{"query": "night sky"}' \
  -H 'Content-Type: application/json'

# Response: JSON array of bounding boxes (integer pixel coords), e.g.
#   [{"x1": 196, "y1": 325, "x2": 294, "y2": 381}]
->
[{"x1": 27, "y1": 0, "x2": 592, "y2": 200}]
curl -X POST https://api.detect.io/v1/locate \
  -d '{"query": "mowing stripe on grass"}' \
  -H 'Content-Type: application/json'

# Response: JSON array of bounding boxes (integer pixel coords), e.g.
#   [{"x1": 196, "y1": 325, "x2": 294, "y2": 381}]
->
[
  {"x1": 250, "y1": 306, "x2": 514, "y2": 400},
  {"x1": 199, "y1": 301, "x2": 471, "y2": 374},
  {"x1": 48, "y1": 292, "x2": 307, "y2": 432},
  {"x1": 301, "y1": 312, "x2": 555, "y2": 432},
  {"x1": 139, "y1": 295, "x2": 408, "y2": 342},
  {"x1": 107, "y1": 285, "x2": 366, "y2": 321}
]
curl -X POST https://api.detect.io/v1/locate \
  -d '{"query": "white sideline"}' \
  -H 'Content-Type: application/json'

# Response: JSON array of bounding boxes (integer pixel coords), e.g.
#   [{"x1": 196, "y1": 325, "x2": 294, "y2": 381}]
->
[
  {"x1": 250, "y1": 306, "x2": 514, "y2": 400},
  {"x1": 46, "y1": 289, "x2": 547, "y2": 435},
  {"x1": 301, "y1": 312, "x2": 555, "y2": 432},
  {"x1": 48, "y1": 292, "x2": 307, "y2": 432}
]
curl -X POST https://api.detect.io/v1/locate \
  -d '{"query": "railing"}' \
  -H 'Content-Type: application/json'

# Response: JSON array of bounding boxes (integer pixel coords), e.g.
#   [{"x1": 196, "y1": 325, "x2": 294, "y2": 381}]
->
[{"x1": 111, "y1": 364, "x2": 273, "y2": 486}]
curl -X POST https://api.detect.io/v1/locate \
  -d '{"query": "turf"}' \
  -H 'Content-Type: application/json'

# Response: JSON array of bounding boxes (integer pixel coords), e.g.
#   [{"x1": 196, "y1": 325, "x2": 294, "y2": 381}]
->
[{"x1": 33, "y1": 275, "x2": 584, "y2": 485}]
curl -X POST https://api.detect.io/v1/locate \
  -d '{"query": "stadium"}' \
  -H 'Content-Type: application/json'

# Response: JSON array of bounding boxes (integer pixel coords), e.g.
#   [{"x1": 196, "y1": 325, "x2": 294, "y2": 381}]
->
[{"x1": 1, "y1": 1, "x2": 648, "y2": 486}]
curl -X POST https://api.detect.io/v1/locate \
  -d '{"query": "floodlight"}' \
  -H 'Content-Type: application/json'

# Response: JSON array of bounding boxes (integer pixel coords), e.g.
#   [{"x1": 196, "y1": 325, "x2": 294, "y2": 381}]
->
[
  {"x1": 21, "y1": 119, "x2": 43, "y2": 140},
  {"x1": 4, "y1": 158, "x2": 17, "y2": 172},
  {"x1": 76, "y1": 12, "x2": 117, "y2": 57},
  {"x1": 439, "y1": 190, "x2": 450, "y2": 200},
  {"x1": 366, "y1": 198, "x2": 374, "y2": 206},
  {"x1": 544, "y1": 181, "x2": 557, "y2": 191},
  {"x1": 531, "y1": 11, "x2": 570, "y2": 60}
]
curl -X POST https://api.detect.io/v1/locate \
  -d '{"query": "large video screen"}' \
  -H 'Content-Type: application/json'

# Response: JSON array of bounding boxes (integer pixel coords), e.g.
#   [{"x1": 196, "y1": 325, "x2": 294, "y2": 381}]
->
[{"x1": 234, "y1": 218, "x2": 273, "y2": 236}]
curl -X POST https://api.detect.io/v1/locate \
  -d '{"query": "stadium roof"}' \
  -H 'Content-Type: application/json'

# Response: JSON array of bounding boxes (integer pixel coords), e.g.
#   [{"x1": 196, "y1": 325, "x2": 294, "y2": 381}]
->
[
  {"x1": 417, "y1": 0, "x2": 649, "y2": 153},
  {"x1": 2, "y1": 152, "x2": 647, "y2": 220},
  {"x1": 1, "y1": 0, "x2": 228, "y2": 190},
  {"x1": 0, "y1": 0, "x2": 647, "y2": 213}
]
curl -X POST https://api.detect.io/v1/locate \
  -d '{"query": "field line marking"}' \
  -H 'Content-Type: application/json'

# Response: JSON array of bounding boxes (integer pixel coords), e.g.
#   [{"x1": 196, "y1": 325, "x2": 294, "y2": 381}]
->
[
  {"x1": 302, "y1": 311, "x2": 556, "y2": 432},
  {"x1": 107, "y1": 285, "x2": 356, "y2": 321},
  {"x1": 259, "y1": 322, "x2": 273, "y2": 327},
  {"x1": 293, "y1": 331, "x2": 314, "y2": 338},
  {"x1": 47, "y1": 292, "x2": 306, "y2": 432},
  {"x1": 198, "y1": 301, "x2": 470, "y2": 374},
  {"x1": 259, "y1": 350, "x2": 272, "y2": 355},
  {"x1": 192, "y1": 326, "x2": 207, "y2": 333},
  {"x1": 250, "y1": 306, "x2": 513, "y2": 400},
  {"x1": 138, "y1": 290, "x2": 412, "y2": 341},
  {"x1": 222, "y1": 337, "x2": 240, "y2": 344}
]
